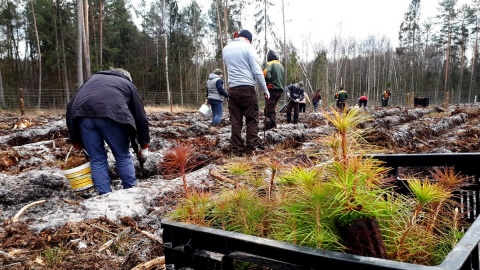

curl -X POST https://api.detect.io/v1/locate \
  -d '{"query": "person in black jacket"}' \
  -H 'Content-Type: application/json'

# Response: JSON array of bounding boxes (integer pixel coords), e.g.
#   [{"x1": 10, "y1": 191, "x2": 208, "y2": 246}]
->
[
  {"x1": 66, "y1": 68, "x2": 150, "y2": 195},
  {"x1": 284, "y1": 81, "x2": 305, "y2": 124}
]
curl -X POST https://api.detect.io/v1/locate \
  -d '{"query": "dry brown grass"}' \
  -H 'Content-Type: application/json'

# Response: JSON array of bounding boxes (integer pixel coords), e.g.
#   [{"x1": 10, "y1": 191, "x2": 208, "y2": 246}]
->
[
  {"x1": 145, "y1": 105, "x2": 197, "y2": 114},
  {"x1": 5, "y1": 105, "x2": 197, "y2": 117}
]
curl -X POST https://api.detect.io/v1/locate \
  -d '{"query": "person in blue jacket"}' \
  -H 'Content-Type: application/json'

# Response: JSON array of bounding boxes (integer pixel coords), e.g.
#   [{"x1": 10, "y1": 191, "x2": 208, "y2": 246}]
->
[{"x1": 66, "y1": 68, "x2": 150, "y2": 195}]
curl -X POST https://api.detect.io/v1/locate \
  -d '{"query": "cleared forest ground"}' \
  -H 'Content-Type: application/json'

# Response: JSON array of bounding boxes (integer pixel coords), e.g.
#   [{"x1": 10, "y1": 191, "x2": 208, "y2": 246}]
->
[{"x1": 1, "y1": 103, "x2": 479, "y2": 269}]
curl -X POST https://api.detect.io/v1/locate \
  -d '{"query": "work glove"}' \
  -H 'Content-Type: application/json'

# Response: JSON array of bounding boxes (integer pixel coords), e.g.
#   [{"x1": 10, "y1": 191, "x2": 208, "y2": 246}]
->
[
  {"x1": 287, "y1": 93, "x2": 290, "y2": 98},
  {"x1": 264, "y1": 91, "x2": 270, "y2": 100},
  {"x1": 137, "y1": 145, "x2": 149, "y2": 161},
  {"x1": 295, "y1": 99, "x2": 300, "y2": 103}
]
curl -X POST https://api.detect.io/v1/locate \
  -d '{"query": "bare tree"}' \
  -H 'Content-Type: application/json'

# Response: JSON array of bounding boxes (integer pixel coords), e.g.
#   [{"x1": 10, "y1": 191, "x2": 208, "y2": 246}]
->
[
  {"x1": 0, "y1": 70, "x2": 5, "y2": 108},
  {"x1": 100, "y1": 0, "x2": 103, "y2": 67},
  {"x1": 83, "y1": 0, "x2": 91, "y2": 77},
  {"x1": 163, "y1": 0, "x2": 171, "y2": 111},
  {"x1": 30, "y1": 1, "x2": 42, "y2": 109},
  {"x1": 77, "y1": 0, "x2": 84, "y2": 86}
]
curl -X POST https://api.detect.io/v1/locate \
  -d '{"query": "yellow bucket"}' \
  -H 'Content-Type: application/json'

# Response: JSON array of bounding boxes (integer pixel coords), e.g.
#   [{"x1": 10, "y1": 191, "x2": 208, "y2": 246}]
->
[{"x1": 62, "y1": 162, "x2": 94, "y2": 192}]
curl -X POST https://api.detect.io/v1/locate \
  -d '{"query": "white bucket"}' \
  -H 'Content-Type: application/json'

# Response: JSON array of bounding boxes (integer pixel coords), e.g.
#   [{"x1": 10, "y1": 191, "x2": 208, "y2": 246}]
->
[
  {"x1": 198, "y1": 104, "x2": 212, "y2": 118},
  {"x1": 62, "y1": 162, "x2": 94, "y2": 192}
]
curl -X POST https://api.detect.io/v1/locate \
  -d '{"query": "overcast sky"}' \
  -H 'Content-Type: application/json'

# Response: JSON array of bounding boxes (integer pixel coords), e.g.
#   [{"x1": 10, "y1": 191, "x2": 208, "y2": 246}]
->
[{"x1": 136, "y1": 0, "x2": 471, "y2": 57}]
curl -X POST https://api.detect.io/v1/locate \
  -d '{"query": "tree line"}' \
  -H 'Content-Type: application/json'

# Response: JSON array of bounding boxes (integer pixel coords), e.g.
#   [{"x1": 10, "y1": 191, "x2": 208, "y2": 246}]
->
[{"x1": 0, "y1": 0, "x2": 479, "y2": 110}]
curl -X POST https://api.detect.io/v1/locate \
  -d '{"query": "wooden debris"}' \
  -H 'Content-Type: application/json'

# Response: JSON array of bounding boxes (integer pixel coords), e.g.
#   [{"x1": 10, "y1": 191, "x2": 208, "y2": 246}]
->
[
  {"x1": 12, "y1": 200, "x2": 46, "y2": 223},
  {"x1": 12, "y1": 118, "x2": 33, "y2": 130},
  {"x1": 0, "y1": 250, "x2": 15, "y2": 259},
  {"x1": 98, "y1": 227, "x2": 131, "y2": 252},
  {"x1": 62, "y1": 198, "x2": 81, "y2": 205},
  {"x1": 137, "y1": 230, "x2": 163, "y2": 244},
  {"x1": 89, "y1": 223, "x2": 118, "y2": 237},
  {"x1": 209, "y1": 169, "x2": 235, "y2": 184},
  {"x1": 131, "y1": 256, "x2": 165, "y2": 270}
]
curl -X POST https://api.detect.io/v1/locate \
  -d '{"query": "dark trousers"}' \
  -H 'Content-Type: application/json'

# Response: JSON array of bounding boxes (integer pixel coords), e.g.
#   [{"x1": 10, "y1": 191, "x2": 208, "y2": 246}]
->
[
  {"x1": 337, "y1": 99, "x2": 346, "y2": 112},
  {"x1": 286, "y1": 98, "x2": 299, "y2": 123},
  {"x1": 299, "y1": 103, "x2": 306, "y2": 113},
  {"x1": 264, "y1": 92, "x2": 282, "y2": 130},
  {"x1": 382, "y1": 98, "x2": 389, "y2": 107},
  {"x1": 227, "y1": 86, "x2": 260, "y2": 153},
  {"x1": 358, "y1": 100, "x2": 367, "y2": 107}
]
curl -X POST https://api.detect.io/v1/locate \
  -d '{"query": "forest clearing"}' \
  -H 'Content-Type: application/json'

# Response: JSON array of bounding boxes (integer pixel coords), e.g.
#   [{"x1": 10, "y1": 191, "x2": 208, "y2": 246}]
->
[{"x1": 1, "y1": 103, "x2": 480, "y2": 269}]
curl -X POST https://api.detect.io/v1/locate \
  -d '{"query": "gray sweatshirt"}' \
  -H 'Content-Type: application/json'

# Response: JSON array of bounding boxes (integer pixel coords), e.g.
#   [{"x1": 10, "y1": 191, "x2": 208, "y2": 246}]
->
[{"x1": 222, "y1": 38, "x2": 268, "y2": 94}]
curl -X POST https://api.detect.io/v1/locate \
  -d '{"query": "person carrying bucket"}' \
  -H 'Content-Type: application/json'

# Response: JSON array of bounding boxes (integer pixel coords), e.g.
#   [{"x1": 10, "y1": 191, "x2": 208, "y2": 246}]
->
[
  {"x1": 66, "y1": 67, "x2": 150, "y2": 195},
  {"x1": 206, "y1": 68, "x2": 229, "y2": 126}
]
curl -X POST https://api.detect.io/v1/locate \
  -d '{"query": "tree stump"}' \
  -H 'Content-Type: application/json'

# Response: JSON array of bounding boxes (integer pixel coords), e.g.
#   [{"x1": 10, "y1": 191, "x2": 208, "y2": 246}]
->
[{"x1": 336, "y1": 216, "x2": 387, "y2": 259}]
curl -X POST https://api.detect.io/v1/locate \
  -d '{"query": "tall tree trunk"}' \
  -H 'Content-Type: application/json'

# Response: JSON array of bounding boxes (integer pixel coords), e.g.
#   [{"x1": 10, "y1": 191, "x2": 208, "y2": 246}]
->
[
  {"x1": 163, "y1": 0, "x2": 171, "y2": 111},
  {"x1": 90, "y1": 0, "x2": 97, "y2": 67},
  {"x1": 31, "y1": 1, "x2": 42, "y2": 109},
  {"x1": 459, "y1": 34, "x2": 466, "y2": 101},
  {"x1": 54, "y1": 0, "x2": 61, "y2": 88},
  {"x1": 100, "y1": 0, "x2": 103, "y2": 68},
  {"x1": 282, "y1": 0, "x2": 287, "y2": 103},
  {"x1": 194, "y1": 8, "x2": 200, "y2": 102},
  {"x1": 0, "y1": 70, "x2": 5, "y2": 108},
  {"x1": 264, "y1": 0, "x2": 267, "y2": 62},
  {"x1": 444, "y1": 32, "x2": 451, "y2": 104},
  {"x1": 215, "y1": 0, "x2": 225, "y2": 79},
  {"x1": 469, "y1": 19, "x2": 478, "y2": 103},
  {"x1": 77, "y1": 0, "x2": 84, "y2": 86},
  {"x1": 223, "y1": 0, "x2": 229, "y2": 47},
  {"x1": 83, "y1": 0, "x2": 91, "y2": 77}
]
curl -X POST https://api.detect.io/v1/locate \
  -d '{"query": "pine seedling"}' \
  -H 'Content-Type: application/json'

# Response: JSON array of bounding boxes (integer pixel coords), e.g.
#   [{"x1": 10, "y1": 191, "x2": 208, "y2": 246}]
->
[
  {"x1": 169, "y1": 190, "x2": 213, "y2": 226},
  {"x1": 160, "y1": 143, "x2": 202, "y2": 195}
]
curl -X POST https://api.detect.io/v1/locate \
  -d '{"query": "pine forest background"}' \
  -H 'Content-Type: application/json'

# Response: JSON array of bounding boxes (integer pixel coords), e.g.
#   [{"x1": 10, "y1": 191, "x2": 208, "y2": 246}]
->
[{"x1": 1, "y1": 0, "x2": 480, "y2": 110}]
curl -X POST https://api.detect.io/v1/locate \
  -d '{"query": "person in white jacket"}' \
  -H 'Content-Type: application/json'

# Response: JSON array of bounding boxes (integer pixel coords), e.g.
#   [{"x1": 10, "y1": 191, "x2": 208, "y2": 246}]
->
[{"x1": 298, "y1": 93, "x2": 311, "y2": 113}]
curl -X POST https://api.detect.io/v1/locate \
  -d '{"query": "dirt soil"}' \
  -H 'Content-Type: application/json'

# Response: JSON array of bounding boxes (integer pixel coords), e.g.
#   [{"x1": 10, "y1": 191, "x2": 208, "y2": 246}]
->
[{"x1": 1, "y1": 103, "x2": 480, "y2": 269}]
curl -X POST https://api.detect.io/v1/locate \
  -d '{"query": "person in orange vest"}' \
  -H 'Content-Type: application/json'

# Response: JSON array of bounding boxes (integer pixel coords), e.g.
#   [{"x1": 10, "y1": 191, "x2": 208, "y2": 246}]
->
[{"x1": 382, "y1": 89, "x2": 391, "y2": 107}]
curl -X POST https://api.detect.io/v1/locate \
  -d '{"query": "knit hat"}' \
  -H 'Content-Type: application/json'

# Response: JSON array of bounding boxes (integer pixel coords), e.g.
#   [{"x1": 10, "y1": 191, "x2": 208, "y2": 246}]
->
[
  {"x1": 238, "y1": 30, "x2": 253, "y2": 43},
  {"x1": 297, "y1": 81, "x2": 304, "y2": 88},
  {"x1": 267, "y1": 50, "x2": 278, "y2": 62},
  {"x1": 213, "y1": 68, "x2": 223, "y2": 75}
]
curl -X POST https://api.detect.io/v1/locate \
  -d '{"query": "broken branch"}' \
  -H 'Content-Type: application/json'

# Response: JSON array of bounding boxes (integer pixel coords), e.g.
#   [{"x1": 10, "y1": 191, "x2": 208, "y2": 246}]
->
[
  {"x1": 130, "y1": 256, "x2": 165, "y2": 270},
  {"x1": 209, "y1": 169, "x2": 235, "y2": 184},
  {"x1": 12, "y1": 200, "x2": 46, "y2": 223}
]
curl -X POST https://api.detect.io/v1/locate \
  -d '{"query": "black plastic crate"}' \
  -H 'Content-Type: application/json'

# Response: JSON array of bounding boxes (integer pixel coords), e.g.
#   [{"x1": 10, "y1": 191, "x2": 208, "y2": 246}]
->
[{"x1": 162, "y1": 153, "x2": 480, "y2": 270}]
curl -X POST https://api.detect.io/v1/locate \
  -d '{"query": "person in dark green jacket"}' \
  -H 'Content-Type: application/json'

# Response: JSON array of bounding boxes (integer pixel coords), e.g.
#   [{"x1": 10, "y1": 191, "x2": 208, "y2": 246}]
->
[
  {"x1": 263, "y1": 50, "x2": 285, "y2": 130},
  {"x1": 337, "y1": 86, "x2": 348, "y2": 112}
]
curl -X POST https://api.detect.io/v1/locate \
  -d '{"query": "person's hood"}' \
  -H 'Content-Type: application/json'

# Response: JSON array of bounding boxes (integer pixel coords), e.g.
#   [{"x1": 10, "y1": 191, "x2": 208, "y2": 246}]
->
[
  {"x1": 208, "y1": 73, "x2": 221, "y2": 80},
  {"x1": 267, "y1": 50, "x2": 278, "y2": 62}
]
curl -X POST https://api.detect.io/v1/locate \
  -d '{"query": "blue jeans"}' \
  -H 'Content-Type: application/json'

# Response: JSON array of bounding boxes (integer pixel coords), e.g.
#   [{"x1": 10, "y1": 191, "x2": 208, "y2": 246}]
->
[
  {"x1": 78, "y1": 117, "x2": 136, "y2": 194},
  {"x1": 208, "y1": 99, "x2": 224, "y2": 125}
]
